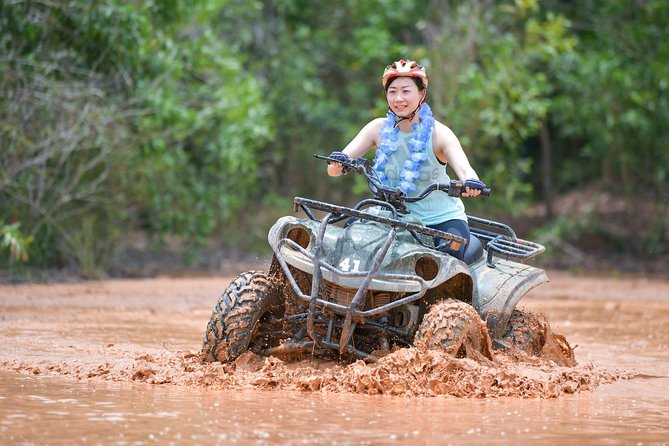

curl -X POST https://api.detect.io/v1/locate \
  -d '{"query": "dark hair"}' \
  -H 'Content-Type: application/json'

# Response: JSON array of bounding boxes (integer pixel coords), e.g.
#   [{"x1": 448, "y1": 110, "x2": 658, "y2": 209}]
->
[{"x1": 384, "y1": 76, "x2": 426, "y2": 94}]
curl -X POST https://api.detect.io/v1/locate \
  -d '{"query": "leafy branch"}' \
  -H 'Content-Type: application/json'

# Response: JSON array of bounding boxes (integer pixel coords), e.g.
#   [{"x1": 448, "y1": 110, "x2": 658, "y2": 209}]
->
[{"x1": 1, "y1": 222, "x2": 33, "y2": 263}]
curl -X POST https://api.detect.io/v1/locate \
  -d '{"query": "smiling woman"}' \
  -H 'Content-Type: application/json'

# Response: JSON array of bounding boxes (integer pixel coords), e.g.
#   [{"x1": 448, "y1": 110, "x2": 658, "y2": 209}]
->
[
  {"x1": 326, "y1": 59, "x2": 487, "y2": 261},
  {"x1": 386, "y1": 78, "x2": 424, "y2": 116}
]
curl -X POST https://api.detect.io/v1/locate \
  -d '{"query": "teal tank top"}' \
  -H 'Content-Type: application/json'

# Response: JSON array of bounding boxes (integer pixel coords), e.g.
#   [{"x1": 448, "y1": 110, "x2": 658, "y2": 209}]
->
[{"x1": 379, "y1": 130, "x2": 467, "y2": 225}]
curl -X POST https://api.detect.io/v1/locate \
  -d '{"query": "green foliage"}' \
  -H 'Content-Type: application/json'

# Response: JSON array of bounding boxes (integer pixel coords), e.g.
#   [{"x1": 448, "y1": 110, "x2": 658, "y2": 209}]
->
[
  {"x1": 548, "y1": 0, "x2": 669, "y2": 197},
  {"x1": 132, "y1": 24, "x2": 272, "y2": 242},
  {"x1": 532, "y1": 211, "x2": 592, "y2": 245},
  {"x1": 1, "y1": 222, "x2": 33, "y2": 264},
  {"x1": 422, "y1": 1, "x2": 575, "y2": 213},
  {"x1": 210, "y1": 0, "x2": 424, "y2": 201},
  {"x1": 1, "y1": 0, "x2": 667, "y2": 276},
  {"x1": 0, "y1": 0, "x2": 270, "y2": 274}
]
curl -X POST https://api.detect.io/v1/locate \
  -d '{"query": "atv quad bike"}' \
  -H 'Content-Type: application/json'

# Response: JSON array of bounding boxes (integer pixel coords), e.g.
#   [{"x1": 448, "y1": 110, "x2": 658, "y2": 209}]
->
[{"x1": 201, "y1": 155, "x2": 573, "y2": 364}]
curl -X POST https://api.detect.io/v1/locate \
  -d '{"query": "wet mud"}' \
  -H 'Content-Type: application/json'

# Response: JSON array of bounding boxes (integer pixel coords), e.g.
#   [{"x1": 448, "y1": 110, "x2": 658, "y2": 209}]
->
[
  {"x1": 2, "y1": 345, "x2": 623, "y2": 399},
  {"x1": 1, "y1": 273, "x2": 653, "y2": 399}
]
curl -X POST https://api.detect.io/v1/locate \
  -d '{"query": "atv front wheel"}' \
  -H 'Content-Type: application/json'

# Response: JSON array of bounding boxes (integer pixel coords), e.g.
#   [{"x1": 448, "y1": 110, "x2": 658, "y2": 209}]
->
[
  {"x1": 414, "y1": 299, "x2": 493, "y2": 360},
  {"x1": 201, "y1": 271, "x2": 284, "y2": 363}
]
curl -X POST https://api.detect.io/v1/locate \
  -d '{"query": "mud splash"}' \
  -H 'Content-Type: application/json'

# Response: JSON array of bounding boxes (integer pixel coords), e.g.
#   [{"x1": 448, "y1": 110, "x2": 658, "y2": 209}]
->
[
  {"x1": 2, "y1": 343, "x2": 624, "y2": 399},
  {"x1": 3, "y1": 273, "x2": 659, "y2": 400},
  {"x1": 3, "y1": 273, "x2": 668, "y2": 445}
]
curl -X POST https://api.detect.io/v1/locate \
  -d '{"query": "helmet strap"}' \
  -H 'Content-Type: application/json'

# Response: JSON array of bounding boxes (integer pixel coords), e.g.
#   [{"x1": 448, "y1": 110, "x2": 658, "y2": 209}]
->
[
  {"x1": 392, "y1": 112, "x2": 416, "y2": 129},
  {"x1": 390, "y1": 103, "x2": 422, "y2": 129}
]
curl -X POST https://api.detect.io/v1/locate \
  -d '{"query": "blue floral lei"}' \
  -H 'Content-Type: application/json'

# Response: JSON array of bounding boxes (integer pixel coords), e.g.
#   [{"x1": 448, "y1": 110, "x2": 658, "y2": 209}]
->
[{"x1": 372, "y1": 102, "x2": 435, "y2": 195}]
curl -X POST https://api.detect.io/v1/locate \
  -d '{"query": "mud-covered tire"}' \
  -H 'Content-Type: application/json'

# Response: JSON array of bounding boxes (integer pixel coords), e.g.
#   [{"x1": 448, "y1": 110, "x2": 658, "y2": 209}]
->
[
  {"x1": 201, "y1": 271, "x2": 284, "y2": 363},
  {"x1": 414, "y1": 299, "x2": 493, "y2": 360},
  {"x1": 502, "y1": 310, "x2": 547, "y2": 355},
  {"x1": 502, "y1": 309, "x2": 576, "y2": 366}
]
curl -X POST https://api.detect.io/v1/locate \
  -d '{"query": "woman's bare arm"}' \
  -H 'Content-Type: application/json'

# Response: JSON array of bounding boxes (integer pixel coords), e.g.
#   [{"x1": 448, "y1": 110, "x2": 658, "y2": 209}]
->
[
  {"x1": 327, "y1": 118, "x2": 384, "y2": 176},
  {"x1": 433, "y1": 121, "x2": 482, "y2": 196}
]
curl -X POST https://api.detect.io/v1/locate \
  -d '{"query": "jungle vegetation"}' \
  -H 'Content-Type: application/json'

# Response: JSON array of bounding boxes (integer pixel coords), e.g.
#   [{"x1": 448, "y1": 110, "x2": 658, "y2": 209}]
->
[{"x1": 1, "y1": 0, "x2": 667, "y2": 277}]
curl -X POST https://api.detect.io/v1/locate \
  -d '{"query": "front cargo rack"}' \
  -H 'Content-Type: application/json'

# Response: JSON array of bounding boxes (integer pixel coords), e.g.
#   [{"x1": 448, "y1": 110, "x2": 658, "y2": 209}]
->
[
  {"x1": 294, "y1": 197, "x2": 544, "y2": 268},
  {"x1": 468, "y1": 215, "x2": 545, "y2": 267},
  {"x1": 294, "y1": 197, "x2": 467, "y2": 246}
]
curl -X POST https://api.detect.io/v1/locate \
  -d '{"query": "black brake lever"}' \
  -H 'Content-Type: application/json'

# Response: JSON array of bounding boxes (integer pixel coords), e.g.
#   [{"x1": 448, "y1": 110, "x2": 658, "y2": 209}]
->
[
  {"x1": 313, "y1": 154, "x2": 335, "y2": 162},
  {"x1": 314, "y1": 153, "x2": 370, "y2": 175}
]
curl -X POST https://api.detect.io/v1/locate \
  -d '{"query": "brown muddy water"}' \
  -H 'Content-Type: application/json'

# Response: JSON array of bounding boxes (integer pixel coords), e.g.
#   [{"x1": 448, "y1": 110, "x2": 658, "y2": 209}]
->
[{"x1": 1, "y1": 271, "x2": 668, "y2": 445}]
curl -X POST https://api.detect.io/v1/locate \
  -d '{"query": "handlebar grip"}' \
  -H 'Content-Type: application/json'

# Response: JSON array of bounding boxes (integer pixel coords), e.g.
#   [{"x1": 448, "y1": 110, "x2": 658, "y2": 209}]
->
[{"x1": 446, "y1": 180, "x2": 491, "y2": 197}]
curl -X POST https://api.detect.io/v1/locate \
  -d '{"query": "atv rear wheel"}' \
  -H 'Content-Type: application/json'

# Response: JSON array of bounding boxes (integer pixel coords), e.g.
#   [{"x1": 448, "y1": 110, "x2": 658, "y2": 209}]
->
[
  {"x1": 502, "y1": 310, "x2": 547, "y2": 354},
  {"x1": 414, "y1": 299, "x2": 493, "y2": 360},
  {"x1": 502, "y1": 309, "x2": 576, "y2": 366},
  {"x1": 201, "y1": 271, "x2": 284, "y2": 363}
]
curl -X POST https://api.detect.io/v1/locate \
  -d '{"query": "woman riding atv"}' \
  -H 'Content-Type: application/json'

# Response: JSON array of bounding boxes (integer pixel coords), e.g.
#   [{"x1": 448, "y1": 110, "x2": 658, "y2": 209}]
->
[{"x1": 326, "y1": 59, "x2": 487, "y2": 260}]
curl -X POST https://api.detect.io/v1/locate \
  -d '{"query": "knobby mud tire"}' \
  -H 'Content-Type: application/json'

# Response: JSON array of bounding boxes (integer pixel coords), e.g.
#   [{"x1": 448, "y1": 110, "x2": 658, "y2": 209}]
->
[
  {"x1": 414, "y1": 299, "x2": 494, "y2": 360},
  {"x1": 201, "y1": 271, "x2": 284, "y2": 363},
  {"x1": 502, "y1": 309, "x2": 576, "y2": 367},
  {"x1": 502, "y1": 310, "x2": 547, "y2": 355}
]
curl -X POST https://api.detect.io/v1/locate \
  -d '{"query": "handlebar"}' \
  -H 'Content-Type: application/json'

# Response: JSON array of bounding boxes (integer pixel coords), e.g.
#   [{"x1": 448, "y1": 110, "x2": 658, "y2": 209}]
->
[
  {"x1": 315, "y1": 154, "x2": 491, "y2": 204},
  {"x1": 405, "y1": 181, "x2": 491, "y2": 200}
]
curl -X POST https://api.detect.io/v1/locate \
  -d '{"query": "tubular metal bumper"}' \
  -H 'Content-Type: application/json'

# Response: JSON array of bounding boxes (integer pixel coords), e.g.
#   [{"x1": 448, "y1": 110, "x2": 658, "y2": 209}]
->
[{"x1": 272, "y1": 210, "x2": 429, "y2": 354}]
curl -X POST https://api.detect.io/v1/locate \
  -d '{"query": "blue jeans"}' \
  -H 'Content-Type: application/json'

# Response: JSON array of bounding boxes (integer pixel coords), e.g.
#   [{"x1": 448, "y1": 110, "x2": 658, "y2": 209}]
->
[{"x1": 427, "y1": 219, "x2": 470, "y2": 261}]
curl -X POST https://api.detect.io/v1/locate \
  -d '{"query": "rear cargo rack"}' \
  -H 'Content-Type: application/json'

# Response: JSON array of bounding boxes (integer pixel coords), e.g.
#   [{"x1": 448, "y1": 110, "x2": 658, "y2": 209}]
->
[{"x1": 468, "y1": 215, "x2": 545, "y2": 267}]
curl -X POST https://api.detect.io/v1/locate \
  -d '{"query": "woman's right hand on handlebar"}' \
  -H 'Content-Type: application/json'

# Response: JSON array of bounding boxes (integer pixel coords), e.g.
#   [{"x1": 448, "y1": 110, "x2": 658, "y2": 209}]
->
[{"x1": 326, "y1": 151, "x2": 351, "y2": 176}]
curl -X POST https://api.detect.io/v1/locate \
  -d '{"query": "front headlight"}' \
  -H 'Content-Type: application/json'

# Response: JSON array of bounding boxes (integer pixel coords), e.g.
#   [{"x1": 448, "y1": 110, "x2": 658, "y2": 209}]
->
[
  {"x1": 415, "y1": 255, "x2": 439, "y2": 281},
  {"x1": 286, "y1": 225, "x2": 311, "y2": 249},
  {"x1": 268, "y1": 217, "x2": 315, "y2": 252}
]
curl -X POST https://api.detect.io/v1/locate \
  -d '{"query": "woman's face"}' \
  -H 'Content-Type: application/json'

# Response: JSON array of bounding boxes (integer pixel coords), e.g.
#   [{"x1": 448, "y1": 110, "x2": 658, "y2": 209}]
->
[{"x1": 385, "y1": 77, "x2": 424, "y2": 118}]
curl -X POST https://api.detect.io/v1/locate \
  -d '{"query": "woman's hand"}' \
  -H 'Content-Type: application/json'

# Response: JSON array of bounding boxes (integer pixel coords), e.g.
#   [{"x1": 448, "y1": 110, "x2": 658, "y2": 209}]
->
[
  {"x1": 326, "y1": 151, "x2": 350, "y2": 176},
  {"x1": 462, "y1": 178, "x2": 486, "y2": 197}
]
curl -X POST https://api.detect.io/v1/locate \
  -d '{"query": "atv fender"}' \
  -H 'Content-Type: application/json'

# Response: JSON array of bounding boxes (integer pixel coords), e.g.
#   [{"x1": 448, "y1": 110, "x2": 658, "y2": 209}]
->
[{"x1": 469, "y1": 258, "x2": 548, "y2": 339}]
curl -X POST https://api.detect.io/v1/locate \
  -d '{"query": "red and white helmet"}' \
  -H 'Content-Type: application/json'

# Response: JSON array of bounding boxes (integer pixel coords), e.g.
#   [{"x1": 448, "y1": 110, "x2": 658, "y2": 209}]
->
[{"x1": 381, "y1": 59, "x2": 429, "y2": 90}]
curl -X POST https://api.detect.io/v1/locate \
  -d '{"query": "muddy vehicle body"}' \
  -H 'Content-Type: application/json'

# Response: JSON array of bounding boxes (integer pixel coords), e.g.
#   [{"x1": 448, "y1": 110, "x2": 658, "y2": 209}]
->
[{"x1": 202, "y1": 156, "x2": 570, "y2": 364}]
